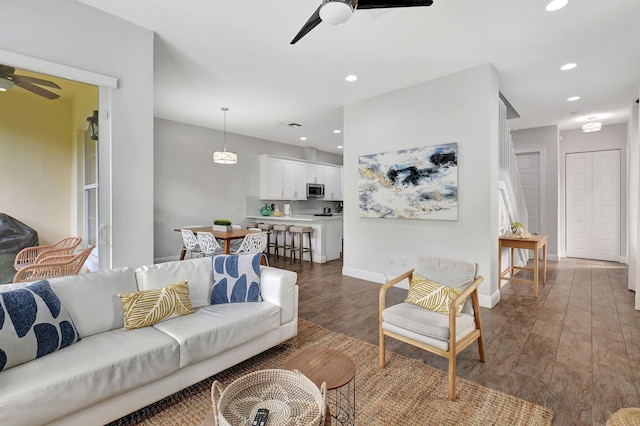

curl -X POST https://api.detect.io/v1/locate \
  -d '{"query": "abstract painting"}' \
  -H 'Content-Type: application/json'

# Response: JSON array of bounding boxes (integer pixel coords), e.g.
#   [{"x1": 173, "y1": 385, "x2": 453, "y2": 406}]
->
[{"x1": 358, "y1": 142, "x2": 458, "y2": 220}]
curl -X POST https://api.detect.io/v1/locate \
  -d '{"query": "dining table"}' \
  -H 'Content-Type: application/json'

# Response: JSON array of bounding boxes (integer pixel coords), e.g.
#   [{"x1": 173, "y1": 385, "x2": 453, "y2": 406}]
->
[{"x1": 175, "y1": 227, "x2": 260, "y2": 260}]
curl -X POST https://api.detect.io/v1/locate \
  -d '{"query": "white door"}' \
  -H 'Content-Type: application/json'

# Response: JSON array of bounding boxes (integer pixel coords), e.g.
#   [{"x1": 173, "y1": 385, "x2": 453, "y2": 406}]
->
[
  {"x1": 516, "y1": 152, "x2": 541, "y2": 234},
  {"x1": 566, "y1": 150, "x2": 620, "y2": 261}
]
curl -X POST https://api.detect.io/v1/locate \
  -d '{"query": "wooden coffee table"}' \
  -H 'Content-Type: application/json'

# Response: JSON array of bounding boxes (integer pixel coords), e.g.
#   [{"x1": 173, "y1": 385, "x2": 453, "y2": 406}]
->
[{"x1": 283, "y1": 347, "x2": 356, "y2": 426}]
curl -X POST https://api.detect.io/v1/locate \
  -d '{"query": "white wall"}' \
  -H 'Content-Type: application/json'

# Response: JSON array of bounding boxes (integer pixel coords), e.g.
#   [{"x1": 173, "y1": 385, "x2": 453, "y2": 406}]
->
[
  {"x1": 2, "y1": 0, "x2": 154, "y2": 268},
  {"x1": 154, "y1": 118, "x2": 342, "y2": 261},
  {"x1": 342, "y1": 64, "x2": 500, "y2": 307},
  {"x1": 510, "y1": 126, "x2": 560, "y2": 259},
  {"x1": 559, "y1": 123, "x2": 628, "y2": 261}
]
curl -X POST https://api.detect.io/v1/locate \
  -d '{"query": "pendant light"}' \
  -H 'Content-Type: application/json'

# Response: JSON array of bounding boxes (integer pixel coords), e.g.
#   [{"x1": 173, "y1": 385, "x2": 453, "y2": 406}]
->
[{"x1": 213, "y1": 107, "x2": 238, "y2": 164}]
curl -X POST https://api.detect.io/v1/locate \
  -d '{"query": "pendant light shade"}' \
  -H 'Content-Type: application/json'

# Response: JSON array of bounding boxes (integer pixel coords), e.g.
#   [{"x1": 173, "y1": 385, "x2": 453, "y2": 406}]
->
[{"x1": 213, "y1": 107, "x2": 238, "y2": 165}]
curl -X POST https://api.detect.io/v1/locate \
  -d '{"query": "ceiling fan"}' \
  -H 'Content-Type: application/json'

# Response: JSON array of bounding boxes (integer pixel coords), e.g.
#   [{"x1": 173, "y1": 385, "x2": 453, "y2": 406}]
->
[
  {"x1": 291, "y1": 0, "x2": 434, "y2": 44},
  {"x1": 0, "y1": 64, "x2": 61, "y2": 100}
]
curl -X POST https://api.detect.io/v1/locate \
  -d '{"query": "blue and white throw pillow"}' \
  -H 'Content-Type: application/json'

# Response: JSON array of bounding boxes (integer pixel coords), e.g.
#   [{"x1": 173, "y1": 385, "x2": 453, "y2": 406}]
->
[
  {"x1": 0, "y1": 280, "x2": 81, "y2": 371},
  {"x1": 211, "y1": 253, "x2": 262, "y2": 304}
]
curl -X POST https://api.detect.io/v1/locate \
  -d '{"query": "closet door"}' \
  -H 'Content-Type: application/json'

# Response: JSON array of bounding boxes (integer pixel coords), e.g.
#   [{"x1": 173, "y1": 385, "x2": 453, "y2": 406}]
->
[{"x1": 566, "y1": 150, "x2": 620, "y2": 261}]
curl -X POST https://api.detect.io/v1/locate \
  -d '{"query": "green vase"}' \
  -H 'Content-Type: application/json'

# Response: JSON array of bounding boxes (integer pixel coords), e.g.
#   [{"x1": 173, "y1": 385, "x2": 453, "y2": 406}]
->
[{"x1": 260, "y1": 203, "x2": 272, "y2": 216}]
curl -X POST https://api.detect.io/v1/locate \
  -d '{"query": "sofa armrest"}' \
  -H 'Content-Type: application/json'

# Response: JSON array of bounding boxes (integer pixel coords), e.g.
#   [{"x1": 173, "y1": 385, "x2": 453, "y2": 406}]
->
[{"x1": 260, "y1": 266, "x2": 298, "y2": 325}]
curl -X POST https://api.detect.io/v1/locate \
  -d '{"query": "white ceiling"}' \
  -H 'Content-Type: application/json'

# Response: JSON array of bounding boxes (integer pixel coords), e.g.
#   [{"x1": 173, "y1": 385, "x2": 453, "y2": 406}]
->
[{"x1": 77, "y1": 0, "x2": 640, "y2": 154}]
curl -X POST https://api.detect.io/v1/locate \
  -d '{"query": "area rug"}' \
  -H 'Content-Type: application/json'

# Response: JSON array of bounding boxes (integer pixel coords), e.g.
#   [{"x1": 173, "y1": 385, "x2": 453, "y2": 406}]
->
[{"x1": 108, "y1": 319, "x2": 554, "y2": 425}]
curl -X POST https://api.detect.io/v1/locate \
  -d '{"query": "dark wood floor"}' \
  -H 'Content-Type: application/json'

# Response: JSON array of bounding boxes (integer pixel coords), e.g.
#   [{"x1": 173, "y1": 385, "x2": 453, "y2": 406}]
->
[{"x1": 267, "y1": 254, "x2": 640, "y2": 426}]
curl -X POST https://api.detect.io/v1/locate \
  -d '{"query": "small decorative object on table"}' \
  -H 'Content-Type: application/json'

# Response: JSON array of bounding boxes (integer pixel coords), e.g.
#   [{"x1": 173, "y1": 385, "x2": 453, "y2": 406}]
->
[
  {"x1": 212, "y1": 219, "x2": 233, "y2": 232},
  {"x1": 260, "y1": 204, "x2": 272, "y2": 216},
  {"x1": 510, "y1": 222, "x2": 523, "y2": 234}
]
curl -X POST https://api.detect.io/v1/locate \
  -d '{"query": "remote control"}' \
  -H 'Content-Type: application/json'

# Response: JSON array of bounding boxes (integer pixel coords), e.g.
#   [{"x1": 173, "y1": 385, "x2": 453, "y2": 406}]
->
[{"x1": 252, "y1": 408, "x2": 269, "y2": 426}]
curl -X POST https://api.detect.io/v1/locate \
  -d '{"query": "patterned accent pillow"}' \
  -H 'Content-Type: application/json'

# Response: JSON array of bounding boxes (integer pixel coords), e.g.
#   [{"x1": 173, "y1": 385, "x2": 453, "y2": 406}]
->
[
  {"x1": 405, "y1": 273, "x2": 465, "y2": 316},
  {"x1": 0, "y1": 280, "x2": 81, "y2": 371},
  {"x1": 211, "y1": 253, "x2": 262, "y2": 304},
  {"x1": 119, "y1": 280, "x2": 195, "y2": 331}
]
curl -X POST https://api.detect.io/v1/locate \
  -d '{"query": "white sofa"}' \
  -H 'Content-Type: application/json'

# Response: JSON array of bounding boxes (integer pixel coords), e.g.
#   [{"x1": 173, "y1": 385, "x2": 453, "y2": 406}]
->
[{"x1": 0, "y1": 257, "x2": 298, "y2": 426}]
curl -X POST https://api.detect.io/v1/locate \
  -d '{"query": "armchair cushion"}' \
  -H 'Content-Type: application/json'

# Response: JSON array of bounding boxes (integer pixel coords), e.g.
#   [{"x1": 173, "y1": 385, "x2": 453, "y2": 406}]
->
[
  {"x1": 0, "y1": 280, "x2": 81, "y2": 371},
  {"x1": 381, "y1": 303, "x2": 476, "y2": 350},
  {"x1": 405, "y1": 273, "x2": 465, "y2": 316},
  {"x1": 414, "y1": 256, "x2": 476, "y2": 315}
]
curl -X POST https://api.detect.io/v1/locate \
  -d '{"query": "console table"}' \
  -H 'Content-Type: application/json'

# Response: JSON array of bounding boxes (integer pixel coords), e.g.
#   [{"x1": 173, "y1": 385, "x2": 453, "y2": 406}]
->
[{"x1": 498, "y1": 233, "x2": 548, "y2": 297}]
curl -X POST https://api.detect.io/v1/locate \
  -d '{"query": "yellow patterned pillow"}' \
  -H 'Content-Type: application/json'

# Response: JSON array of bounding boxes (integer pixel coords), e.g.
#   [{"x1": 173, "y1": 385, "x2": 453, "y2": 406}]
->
[
  {"x1": 405, "y1": 273, "x2": 465, "y2": 316},
  {"x1": 119, "y1": 280, "x2": 195, "y2": 331}
]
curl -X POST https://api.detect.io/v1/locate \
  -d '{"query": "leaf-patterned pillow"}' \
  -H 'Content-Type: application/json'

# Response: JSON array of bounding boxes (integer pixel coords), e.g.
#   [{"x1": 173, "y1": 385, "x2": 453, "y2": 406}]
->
[
  {"x1": 119, "y1": 280, "x2": 195, "y2": 331},
  {"x1": 405, "y1": 273, "x2": 465, "y2": 316}
]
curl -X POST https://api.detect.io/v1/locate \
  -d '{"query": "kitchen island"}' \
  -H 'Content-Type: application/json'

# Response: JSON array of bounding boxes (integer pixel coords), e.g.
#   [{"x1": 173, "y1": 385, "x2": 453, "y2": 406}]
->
[{"x1": 246, "y1": 214, "x2": 342, "y2": 263}]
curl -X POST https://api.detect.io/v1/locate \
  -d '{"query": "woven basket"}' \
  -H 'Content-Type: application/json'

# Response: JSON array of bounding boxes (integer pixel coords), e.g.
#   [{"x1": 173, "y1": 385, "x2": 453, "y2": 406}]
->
[{"x1": 211, "y1": 369, "x2": 327, "y2": 426}]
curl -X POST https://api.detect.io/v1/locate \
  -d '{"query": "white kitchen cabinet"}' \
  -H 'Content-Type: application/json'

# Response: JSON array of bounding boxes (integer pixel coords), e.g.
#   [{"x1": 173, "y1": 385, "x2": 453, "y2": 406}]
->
[
  {"x1": 282, "y1": 160, "x2": 306, "y2": 199},
  {"x1": 323, "y1": 166, "x2": 341, "y2": 200},
  {"x1": 305, "y1": 164, "x2": 323, "y2": 184},
  {"x1": 260, "y1": 156, "x2": 306, "y2": 200}
]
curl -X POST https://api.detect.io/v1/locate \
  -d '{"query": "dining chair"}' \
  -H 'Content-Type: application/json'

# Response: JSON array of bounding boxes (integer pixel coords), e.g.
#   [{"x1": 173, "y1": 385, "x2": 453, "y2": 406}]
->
[
  {"x1": 197, "y1": 232, "x2": 222, "y2": 257},
  {"x1": 180, "y1": 229, "x2": 203, "y2": 258},
  {"x1": 233, "y1": 232, "x2": 269, "y2": 266}
]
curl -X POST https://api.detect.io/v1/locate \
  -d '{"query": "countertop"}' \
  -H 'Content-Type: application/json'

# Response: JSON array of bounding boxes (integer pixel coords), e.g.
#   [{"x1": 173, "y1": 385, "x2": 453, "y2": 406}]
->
[{"x1": 246, "y1": 214, "x2": 343, "y2": 222}]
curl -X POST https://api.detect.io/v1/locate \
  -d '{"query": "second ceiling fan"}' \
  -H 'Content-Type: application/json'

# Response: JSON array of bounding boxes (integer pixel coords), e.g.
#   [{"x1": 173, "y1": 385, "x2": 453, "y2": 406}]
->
[{"x1": 291, "y1": 0, "x2": 434, "y2": 44}]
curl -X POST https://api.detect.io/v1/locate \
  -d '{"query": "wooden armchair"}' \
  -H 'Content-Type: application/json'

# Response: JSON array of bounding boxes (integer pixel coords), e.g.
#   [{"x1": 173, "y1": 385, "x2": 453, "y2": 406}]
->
[
  {"x1": 13, "y1": 246, "x2": 94, "y2": 283},
  {"x1": 379, "y1": 256, "x2": 485, "y2": 401},
  {"x1": 13, "y1": 237, "x2": 82, "y2": 271}
]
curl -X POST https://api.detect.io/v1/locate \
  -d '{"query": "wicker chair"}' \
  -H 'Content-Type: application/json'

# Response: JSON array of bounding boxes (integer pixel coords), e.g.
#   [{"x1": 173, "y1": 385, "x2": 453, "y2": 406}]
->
[
  {"x1": 13, "y1": 236, "x2": 82, "y2": 271},
  {"x1": 13, "y1": 246, "x2": 95, "y2": 283}
]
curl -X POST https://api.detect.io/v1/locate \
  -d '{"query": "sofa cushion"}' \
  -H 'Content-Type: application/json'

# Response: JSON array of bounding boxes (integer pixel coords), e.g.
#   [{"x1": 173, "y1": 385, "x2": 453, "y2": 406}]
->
[
  {"x1": 153, "y1": 301, "x2": 280, "y2": 368},
  {"x1": 0, "y1": 280, "x2": 81, "y2": 371},
  {"x1": 405, "y1": 273, "x2": 464, "y2": 316},
  {"x1": 136, "y1": 257, "x2": 214, "y2": 309},
  {"x1": 211, "y1": 253, "x2": 262, "y2": 304},
  {"x1": 119, "y1": 280, "x2": 195, "y2": 331},
  {"x1": 48, "y1": 267, "x2": 138, "y2": 338},
  {"x1": 0, "y1": 326, "x2": 179, "y2": 426}
]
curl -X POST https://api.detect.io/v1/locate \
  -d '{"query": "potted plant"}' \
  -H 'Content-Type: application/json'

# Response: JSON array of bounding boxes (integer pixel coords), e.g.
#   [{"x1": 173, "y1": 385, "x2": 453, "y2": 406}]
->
[
  {"x1": 511, "y1": 221, "x2": 523, "y2": 235},
  {"x1": 212, "y1": 219, "x2": 233, "y2": 232}
]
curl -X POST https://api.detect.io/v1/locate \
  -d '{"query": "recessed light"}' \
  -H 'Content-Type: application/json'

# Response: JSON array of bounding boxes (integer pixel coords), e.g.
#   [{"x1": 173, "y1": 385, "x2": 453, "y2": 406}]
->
[
  {"x1": 300, "y1": 137, "x2": 307, "y2": 141},
  {"x1": 337, "y1": 145, "x2": 343, "y2": 149},
  {"x1": 546, "y1": 0, "x2": 568, "y2": 12},
  {"x1": 333, "y1": 129, "x2": 342, "y2": 134},
  {"x1": 345, "y1": 74, "x2": 358, "y2": 82},
  {"x1": 567, "y1": 96, "x2": 580, "y2": 102},
  {"x1": 560, "y1": 63, "x2": 577, "y2": 71}
]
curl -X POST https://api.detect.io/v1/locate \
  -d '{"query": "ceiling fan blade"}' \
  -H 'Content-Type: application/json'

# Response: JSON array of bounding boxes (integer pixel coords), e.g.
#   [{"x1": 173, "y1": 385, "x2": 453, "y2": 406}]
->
[
  {"x1": 14, "y1": 80, "x2": 60, "y2": 100},
  {"x1": 13, "y1": 75, "x2": 61, "y2": 89},
  {"x1": 357, "y1": 0, "x2": 433, "y2": 9},
  {"x1": 291, "y1": 5, "x2": 323, "y2": 44}
]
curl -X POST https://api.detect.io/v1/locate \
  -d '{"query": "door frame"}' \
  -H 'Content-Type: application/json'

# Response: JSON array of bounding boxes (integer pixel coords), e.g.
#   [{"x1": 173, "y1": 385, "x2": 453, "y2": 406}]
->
[{"x1": 0, "y1": 49, "x2": 117, "y2": 269}]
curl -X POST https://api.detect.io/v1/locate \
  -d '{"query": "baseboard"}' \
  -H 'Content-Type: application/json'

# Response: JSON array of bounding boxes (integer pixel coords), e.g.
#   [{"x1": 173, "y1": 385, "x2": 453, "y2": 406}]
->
[
  {"x1": 558, "y1": 251, "x2": 566, "y2": 258},
  {"x1": 620, "y1": 256, "x2": 628, "y2": 264},
  {"x1": 343, "y1": 267, "x2": 386, "y2": 284},
  {"x1": 547, "y1": 254, "x2": 559, "y2": 261},
  {"x1": 479, "y1": 289, "x2": 501, "y2": 308}
]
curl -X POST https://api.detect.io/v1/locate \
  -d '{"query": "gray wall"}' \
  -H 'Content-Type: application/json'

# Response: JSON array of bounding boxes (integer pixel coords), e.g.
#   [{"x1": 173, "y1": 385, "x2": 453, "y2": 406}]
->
[
  {"x1": 154, "y1": 118, "x2": 342, "y2": 261},
  {"x1": 511, "y1": 126, "x2": 560, "y2": 259},
  {"x1": 342, "y1": 64, "x2": 501, "y2": 307},
  {"x1": 559, "y1": 123, "x2": 628, "y2": 260},
  {"x1": 3, "y1": 0, "x2": 154, "y2": 268}
]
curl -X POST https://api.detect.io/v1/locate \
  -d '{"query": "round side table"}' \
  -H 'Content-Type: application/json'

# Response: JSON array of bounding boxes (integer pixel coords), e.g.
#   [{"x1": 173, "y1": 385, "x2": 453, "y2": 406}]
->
[{"x1": 283, "y1": 347, "x2": 356, "y2": 426}]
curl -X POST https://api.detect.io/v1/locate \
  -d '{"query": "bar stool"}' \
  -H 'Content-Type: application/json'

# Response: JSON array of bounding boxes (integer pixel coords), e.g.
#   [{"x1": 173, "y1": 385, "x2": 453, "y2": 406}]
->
[
  {"x1": 289, "y1": 226, "x2": 313, "y2": 263},
  {"x1": 272, "y1": 224, "x2": 292, "y2": 259},
  {"x1": 256, "y1": 223, "x2": 275, "y2": 257},
  {"x1": 245, "y1": 222, "x2": 259, "y2": 229}
]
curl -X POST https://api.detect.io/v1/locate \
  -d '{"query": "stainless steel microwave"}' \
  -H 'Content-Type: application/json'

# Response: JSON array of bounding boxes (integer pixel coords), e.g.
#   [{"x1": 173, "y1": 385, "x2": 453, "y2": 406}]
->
[{"x1": 306, "y1": 183, "x2": 325, "y2": 198}]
